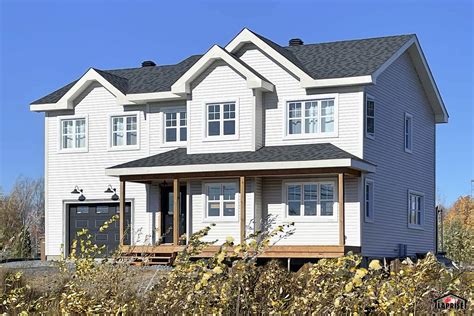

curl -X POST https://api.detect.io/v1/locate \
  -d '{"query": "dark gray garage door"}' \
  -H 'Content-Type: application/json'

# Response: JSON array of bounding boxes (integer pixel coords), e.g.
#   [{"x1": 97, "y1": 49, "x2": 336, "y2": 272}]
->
[{"x1": 68, "y1": 202, "x2": 131, "y2": 256}]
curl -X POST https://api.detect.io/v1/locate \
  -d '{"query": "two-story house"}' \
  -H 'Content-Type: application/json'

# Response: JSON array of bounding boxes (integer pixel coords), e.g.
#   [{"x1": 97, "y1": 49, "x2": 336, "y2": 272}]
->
[{"x1": 30, "y1": 29, "x2": 448, "y2": 263}]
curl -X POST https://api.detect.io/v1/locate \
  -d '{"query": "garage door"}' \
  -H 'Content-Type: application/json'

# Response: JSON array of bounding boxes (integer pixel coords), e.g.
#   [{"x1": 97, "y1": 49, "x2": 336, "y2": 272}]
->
[{"x1": 68, "y1": 202, "x2": 131, "y2": 256}]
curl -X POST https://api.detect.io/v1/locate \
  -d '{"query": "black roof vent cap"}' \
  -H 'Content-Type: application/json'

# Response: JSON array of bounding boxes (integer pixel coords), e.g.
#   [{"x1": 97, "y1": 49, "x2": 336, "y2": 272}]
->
[
  {"x1": 141, "y1": 60, "x2": 156, "y2": 67},
  {"x1": 289, "y1": 38, "x2": 304, "y2": 46}
]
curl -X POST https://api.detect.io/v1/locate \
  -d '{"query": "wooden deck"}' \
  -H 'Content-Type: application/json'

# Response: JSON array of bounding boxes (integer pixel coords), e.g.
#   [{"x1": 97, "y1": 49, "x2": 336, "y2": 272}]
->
[{"x1": 120, "y1": 244, "x2": 360, "y2": 265}]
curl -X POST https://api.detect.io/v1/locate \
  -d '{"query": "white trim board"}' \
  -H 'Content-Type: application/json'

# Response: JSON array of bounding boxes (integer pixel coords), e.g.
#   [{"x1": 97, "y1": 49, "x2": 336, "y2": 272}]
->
[
  {"x1": 105, "y1": 158, "x2": 376, "y2": 177},
  {"x1": 171, "y1": 45, "x2": 274, "y2": 95}
]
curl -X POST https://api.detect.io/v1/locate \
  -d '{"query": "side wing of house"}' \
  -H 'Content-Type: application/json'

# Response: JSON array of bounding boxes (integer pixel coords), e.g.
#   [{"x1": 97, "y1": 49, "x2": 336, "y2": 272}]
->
[
  {"x1": 362, "y1": 51, "x2": 437, "y2": 257},
  {"x1": 43, "y1": 82, "x2": 186, "y2": 258}
]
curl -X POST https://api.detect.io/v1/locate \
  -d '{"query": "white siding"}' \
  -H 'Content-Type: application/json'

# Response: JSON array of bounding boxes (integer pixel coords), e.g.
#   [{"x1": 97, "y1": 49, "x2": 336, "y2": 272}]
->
[
  {"x1": 189, "y1": 179, "x2": 255, "y2": 244},
  {"x1": 262, "y1": 176, "x2": 360, "y2": 246},
  {"x1": 45, "y1": 84, "x2": 160, "y2": 257},
  {"x1": 238, "y1": 46, "x2": 364, "y2": 158},
  {"x1": 188, "y1": 60, "x2": 255, "y2": 154},
  {"x1": 362, "y1": 52, "x2": 436, "y2": 257}
]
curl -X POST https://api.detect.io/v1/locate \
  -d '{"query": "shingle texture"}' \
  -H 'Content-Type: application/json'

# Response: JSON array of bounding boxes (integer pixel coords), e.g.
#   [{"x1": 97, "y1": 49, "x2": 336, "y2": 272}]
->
[
  {"x1": 32, "y1": 32, "x2": 414, "y2": 105},
  {"x1": 109, "y1": 143, "x2": 365, "y2": 170},
  {"x1": 285, "y1": 34, "x2": 414, "y2": 79}
]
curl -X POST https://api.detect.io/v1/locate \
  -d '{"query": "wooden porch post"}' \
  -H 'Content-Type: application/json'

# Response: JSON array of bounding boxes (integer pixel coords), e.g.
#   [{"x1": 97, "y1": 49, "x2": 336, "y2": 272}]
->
[
  {"x1": 119, "y1": 180, "x2": 125, "y2": 246},
  {"x1": 240, "y1": 176, "x2": 246, "y2": 244},
  {"x1": 173, "y1": 178, "x2": 180, "y2": 246},
  {"x1": 338, "y1": 173, "x2": 345, "y2": 247}
]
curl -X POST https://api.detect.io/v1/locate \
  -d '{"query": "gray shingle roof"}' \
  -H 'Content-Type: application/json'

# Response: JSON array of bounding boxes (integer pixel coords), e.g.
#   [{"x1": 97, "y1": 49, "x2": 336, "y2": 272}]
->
[
  {"x1": 32, "y1": 33, "x2": 414, "y2": 105},
  {"x1": 285, "y1": 34, "x2": 414, "y2": 79},
  {"x1": 109, "y1": 143, "x2": 366, "y2": 170}
]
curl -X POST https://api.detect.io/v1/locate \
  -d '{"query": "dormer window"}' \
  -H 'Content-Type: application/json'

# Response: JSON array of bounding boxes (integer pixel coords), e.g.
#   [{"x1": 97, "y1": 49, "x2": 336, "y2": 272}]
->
[
  {"x1": 286, "y1": 98, "x2": 335, "y2": 137},
  {"x1": 206, "y1": 102, "x2": 237, "y2": 138}
]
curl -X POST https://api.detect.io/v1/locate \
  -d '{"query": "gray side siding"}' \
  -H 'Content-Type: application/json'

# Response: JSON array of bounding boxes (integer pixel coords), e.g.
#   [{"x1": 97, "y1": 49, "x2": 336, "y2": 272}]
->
[{"x1": 362, "y1": 52, "x2": 436, "y2": 257}]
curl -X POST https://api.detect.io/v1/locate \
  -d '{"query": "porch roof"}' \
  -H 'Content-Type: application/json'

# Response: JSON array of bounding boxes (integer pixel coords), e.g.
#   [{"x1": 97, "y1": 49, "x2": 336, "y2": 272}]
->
[{"x1": 106, "y1": 143, "x2": 376, "y2": 178}]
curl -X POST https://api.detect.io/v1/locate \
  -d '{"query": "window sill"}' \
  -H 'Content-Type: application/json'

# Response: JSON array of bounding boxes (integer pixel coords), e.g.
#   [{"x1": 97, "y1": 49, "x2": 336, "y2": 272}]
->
[
  {"x1": 283, "y1": 133, "x2": 338, "y2": 141},
  {"x1": 283, "y1": 217, "x2": 337, "y2": 223},
  {"x1": 404, "y1": 148, "x2": 413, "y2": 154},
  {"x1": 108, "y1": 146, "x2": 140, "y2": 152},
  {"x1": 365, "y1": 134, "x2": 375, "y2": 140},
  {"x1": 408, "y1": 224, "x2": 424, "y2": 231},
  {"x1": 203, "y1": 135, "x2": 239, "y2": 142},
  {"x1": 364, "y1": 217, "x2": 375, "y2": 223},
  {"x1": 58, "y1": 148, "x2": 89, "y2": 154},
  {"x1": 162, "y1": 142, "x2": 187, "y2": 148},
  {"x1": 203, "y1": 217, "x2": 239, "y2": 223}
]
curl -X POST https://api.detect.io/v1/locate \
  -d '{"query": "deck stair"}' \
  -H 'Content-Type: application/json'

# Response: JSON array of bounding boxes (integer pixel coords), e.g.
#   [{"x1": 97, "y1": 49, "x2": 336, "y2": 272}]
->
[{"x1": 120, "y1": 250, "x2": 176, "y2": 266}]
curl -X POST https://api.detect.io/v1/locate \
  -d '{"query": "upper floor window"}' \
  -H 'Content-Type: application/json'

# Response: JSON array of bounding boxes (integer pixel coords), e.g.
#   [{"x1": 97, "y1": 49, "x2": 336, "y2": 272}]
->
[
  {"x1": 366, "y1": 96, "x2": 375, "y2": 139},
  {"x1": 111, "y1": 115, "x2": 138, "y2": 148},
  {"x1": 61, "y1": 118, "x2": 86, "y2": 150},
  {"x1": 164, "y1": 110, "x2": 187, "y2": 144},
  {"x1": 404, "y1": 113, "x2": 413, "y2": 153},
  {"x1": 287, "y1": 99, "x2": 335, "y2": 136},
  {"x1": 285, "y1": 181, "x2": 336, "y2": 218},
  {"x1": 364, "y1": 178, "x2": 374, "y2": 222},
  {"x1": 207, "y1": 102, "x2": 237, "y2": 137},
  {"x1": 205, "y1": 182, "x2": 238, "y2": 220},
  {"x1": 408, "y1": 191, "x2": 424, "y2": 228}
]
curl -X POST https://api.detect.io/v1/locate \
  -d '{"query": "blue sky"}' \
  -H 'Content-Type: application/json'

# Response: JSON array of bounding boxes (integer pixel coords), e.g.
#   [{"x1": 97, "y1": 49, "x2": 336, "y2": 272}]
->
[{"x1": 0, "y1": 0, "x2": 472, "y2": 205}]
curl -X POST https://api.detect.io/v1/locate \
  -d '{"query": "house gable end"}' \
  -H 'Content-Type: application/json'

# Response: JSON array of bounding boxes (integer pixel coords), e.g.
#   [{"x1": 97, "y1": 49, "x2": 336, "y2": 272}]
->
[{"x1": 30, "y1": 68, "x2": 129, "y2": 112}]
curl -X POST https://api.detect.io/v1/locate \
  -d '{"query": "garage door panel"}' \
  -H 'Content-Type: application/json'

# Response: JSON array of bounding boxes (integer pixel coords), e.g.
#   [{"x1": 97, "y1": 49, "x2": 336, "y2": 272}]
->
[{"x1": 68, "y1": 202, "x2": 131, "y2": 257}]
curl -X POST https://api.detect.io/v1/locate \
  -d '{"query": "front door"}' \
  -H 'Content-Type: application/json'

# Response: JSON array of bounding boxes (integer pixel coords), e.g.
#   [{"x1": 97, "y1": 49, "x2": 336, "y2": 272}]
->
[{"x1": 161, "y1": 186, "x2": 186, "y2": 244}]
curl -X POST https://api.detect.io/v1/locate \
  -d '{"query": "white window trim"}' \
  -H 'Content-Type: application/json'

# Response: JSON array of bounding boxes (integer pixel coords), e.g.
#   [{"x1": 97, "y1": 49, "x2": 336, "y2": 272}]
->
[
  {"x1": 407, "y1": 189, "x2": 424, "y2": 230},
  {"x1": 364, "y1": 178, "x2": 375, "y2": 223},
  {"x1": 107, "y1": 112, "x2": 140, "y2": 151},
  {"x1": 365, "y1": 94, "x2": 375, "y2": 140},
  {"x1": 162, "y1": 106, "x2": 187, "y2": 147},
  {"x1": 202, "y1": 180, "x2": 240, "y2": 223},
  {"x1": 57, "y1": 114, "x2": 89, "y2": 153},
  {"x1": 404, "y1": 112, "x2": 413, "y2": 153},
  {"x1": 281, "y1": 178, "x2": 338, "y2": 223},
  {"x1": 282, "y1": 94, "x2": 339, "y2": 140},
  {"x1": 202, "y1": 99, "x2": 240, "y2": 142}
]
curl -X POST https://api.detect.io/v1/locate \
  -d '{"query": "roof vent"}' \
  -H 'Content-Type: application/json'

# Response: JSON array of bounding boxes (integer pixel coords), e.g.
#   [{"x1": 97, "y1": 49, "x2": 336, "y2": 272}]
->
[
  {"x1": 141, "y1": 60, "x2": 156, "y2": 67},
  {"x1": 289, "y1": 38, "x2": 304, "y2": 46}
]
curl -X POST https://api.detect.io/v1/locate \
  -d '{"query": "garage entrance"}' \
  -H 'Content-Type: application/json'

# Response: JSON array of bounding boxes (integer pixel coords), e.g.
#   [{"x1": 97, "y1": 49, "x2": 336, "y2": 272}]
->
[{"x1": 68, "y1": 202, "x2": 131, "y2": 256}]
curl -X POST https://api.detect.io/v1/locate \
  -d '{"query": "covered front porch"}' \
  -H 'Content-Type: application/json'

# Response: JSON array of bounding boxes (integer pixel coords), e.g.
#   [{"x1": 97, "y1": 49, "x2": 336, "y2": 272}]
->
[{"x1": 106, "y1": 143, "x2": 376, "y2": 264}]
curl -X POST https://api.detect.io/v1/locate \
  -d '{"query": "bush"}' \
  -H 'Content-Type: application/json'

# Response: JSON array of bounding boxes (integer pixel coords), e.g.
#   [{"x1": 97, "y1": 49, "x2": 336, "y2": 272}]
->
[{"x1": 1, "y1": 221, "x2": 473, "y2": 314}]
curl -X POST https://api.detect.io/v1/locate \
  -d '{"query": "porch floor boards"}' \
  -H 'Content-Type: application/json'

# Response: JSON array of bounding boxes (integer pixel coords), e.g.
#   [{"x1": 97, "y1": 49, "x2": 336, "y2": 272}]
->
[{"x1": 120, "y1": 245, "x2": 353, "y2": 265}]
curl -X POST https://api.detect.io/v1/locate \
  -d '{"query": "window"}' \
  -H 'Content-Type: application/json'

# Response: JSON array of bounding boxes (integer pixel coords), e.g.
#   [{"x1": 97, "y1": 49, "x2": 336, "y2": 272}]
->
[
  {"x1": 76, "y1": 206, "x2": 89, "y2": 214},
  {"x1": 408, "y1": 191, "x2": 424, "y2": 228},
  {"x1": 205, "y1": 182, "x2": 238, "y2": 219},
  {"x1": 404, "y1": 113, "x2": 413, "y2": 152},
  {"x1": 61, "y1": 118, "x2": 86, "y2": 150},
  {"x1": 96, "y1": 206, "x2": 109, "y2": 214},
  {"x1": 164, "y1": 110, "x2": 187, "y2": 143},
  {"x1": 364, "y1": 179, "x2": 374, "y2": 222},
  {"x1": 111, "y1": 115, "x2": 138, "y2": 148},
  {"x1": 285, "y1": 181, "x2": 336, "y2": 218},
  {"x1": 366, "y1": 96, "x2": 375, "y2": 139},
  {"x1": 207, "y1": 102, "x2": 236, "y2": 137},
  {"x1": 287, "y1": 99, "x2": 335, "y2": 136}
]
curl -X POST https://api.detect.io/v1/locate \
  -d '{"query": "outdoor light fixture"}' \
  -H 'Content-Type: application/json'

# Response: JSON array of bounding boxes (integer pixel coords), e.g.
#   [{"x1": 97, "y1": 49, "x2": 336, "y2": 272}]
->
[
  {"x1": 105, "y1": 184, "x2": 119, "y2": 201},
  {"x1": 104, "y1": 184, "x2": 114, "y2": 194},
  {"x1": 71, "y1": 186, "x2": 86, "y2": 201},
  {"x1": 71, "y1": 186, "x2": 81, "y2": 194}
]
